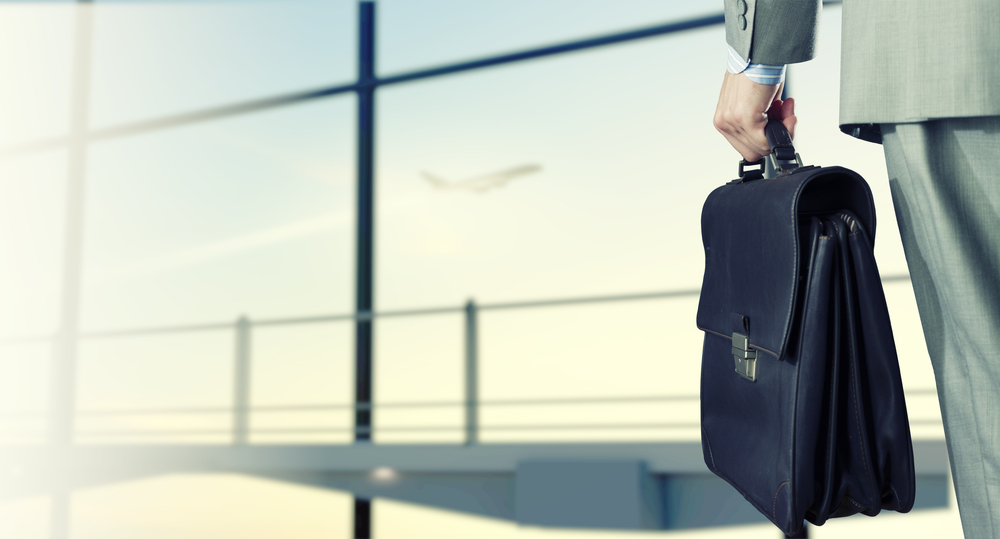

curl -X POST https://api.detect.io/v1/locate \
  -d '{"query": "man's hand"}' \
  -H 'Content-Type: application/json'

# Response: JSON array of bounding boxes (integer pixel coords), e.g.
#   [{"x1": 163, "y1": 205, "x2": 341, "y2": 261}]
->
[{"x1": 713, "y1": 71, "x2": 797, "y2": 162}]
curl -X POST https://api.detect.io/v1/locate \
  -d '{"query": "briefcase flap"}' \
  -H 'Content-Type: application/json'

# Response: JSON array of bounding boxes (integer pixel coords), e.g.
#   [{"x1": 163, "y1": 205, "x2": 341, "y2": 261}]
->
[{"x1": 696, "y1": 166, "x2": 875, "y2": 361}]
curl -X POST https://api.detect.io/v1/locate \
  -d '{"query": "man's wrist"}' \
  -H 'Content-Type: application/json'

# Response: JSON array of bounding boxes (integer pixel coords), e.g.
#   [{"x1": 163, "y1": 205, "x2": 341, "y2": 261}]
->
[{"x1": 727, "y1": 45, "x2": 786, "y2": 85}]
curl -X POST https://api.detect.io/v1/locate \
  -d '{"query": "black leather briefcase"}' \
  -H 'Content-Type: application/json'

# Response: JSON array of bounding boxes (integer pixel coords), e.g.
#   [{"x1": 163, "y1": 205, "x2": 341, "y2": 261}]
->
[{"x1": 696, "y1": 120, "x2": 915, "y2": 535}]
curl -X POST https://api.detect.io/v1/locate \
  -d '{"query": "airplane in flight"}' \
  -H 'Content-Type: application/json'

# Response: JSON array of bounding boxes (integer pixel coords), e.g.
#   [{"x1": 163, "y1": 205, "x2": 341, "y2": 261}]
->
[{"x1": 421, "y1": 163, "x2": 541, "y2": 193}]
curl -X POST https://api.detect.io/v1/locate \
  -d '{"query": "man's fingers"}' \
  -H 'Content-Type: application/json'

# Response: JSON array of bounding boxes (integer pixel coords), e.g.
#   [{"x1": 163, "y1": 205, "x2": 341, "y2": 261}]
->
[
  {"x1": 713, "y1": 71, "x2": 786, "y2": 161},
  {"x1": 783, "y1": 115, "x2": 797, "y2": 140},
  {"x1": 779, "y1": 98, "x2": 796, "y2": 139},
  {"x1": 724, "y1": 132, "x2": 764, "y2": 162}
]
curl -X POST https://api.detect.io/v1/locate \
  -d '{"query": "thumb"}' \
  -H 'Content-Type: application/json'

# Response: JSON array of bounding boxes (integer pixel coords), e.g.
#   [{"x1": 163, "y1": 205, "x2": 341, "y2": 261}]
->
[{"x1": 779, "y1": 98, "x2": 796, "y2": 139}]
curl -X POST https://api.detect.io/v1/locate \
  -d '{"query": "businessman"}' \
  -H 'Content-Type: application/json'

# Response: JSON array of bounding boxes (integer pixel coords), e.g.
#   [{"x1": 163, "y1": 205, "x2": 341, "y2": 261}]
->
[{"x1": 714, "y1": 1, "x2": 1000, "y2": 537}]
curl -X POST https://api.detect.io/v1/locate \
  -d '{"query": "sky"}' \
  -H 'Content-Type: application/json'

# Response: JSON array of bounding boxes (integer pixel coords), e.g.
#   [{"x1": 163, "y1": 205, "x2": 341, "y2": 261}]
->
[{"x1": 0, "y1": 1, "x2": 961, "y2": 538}]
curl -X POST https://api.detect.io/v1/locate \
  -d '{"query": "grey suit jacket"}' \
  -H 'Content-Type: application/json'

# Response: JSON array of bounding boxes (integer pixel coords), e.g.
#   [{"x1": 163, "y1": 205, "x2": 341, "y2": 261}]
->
[{"x1": 726, "y1": 0, "x2": 1000, "y2": 142}]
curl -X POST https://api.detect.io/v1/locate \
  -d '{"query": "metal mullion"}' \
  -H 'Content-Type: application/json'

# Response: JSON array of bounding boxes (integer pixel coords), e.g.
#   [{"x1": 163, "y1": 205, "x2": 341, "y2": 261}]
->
[
  {"x1": 0, "y1": 13, "x2": 731, "y2": 157},
  {"x1": 354, "y1": 4, "x2": 376, "y2": 538},
  {"x1": 377, "y1": 14, "x2": 725, "y2": 87},
  {"x1": 1, "y1": 3, "x2": 848, "y2": 157},
  {"x1": 354, "y1": 1, "x2": 376, "y2": 445}
]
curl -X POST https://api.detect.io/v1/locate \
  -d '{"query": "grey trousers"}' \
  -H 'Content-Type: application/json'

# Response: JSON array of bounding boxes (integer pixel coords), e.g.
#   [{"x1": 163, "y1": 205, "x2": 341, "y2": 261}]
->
[{"x1": 882, "y1": 118, "x2": 1000, "y2": 539}]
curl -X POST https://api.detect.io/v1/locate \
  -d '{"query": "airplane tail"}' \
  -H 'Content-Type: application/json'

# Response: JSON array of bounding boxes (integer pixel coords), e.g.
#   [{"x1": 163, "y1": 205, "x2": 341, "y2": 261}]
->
[{"x1": 421, "y1": 172, "x2": 449, "y2": 189}]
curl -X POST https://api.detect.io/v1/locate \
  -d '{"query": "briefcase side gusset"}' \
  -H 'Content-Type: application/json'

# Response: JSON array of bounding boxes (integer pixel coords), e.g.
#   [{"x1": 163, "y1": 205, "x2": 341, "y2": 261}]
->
[{"x1": 840, "y1": 212, "x2": 917, "y2": 512}]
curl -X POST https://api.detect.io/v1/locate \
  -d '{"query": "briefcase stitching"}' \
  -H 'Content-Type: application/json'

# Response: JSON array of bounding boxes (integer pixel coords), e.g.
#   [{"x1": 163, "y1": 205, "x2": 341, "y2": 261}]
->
[
  {"x1": 845, "y1": 496, "x2": 869, "y2": 512},
  {"x1": 701, "y1": 426, "x2": 718, "y2": 471},
  {"x1": 698, "y1": 326, "x2": 729, "y2": 341},
  {"x1": 713, "y1": 468, "x2": 777, "y2": 529},
  {"x1": 838, "y1": 212, "x2": 858, "y2": 234},
  {"x1": 887, "y1": 482, "x2": 900, "y2": 507},
  {"x1": 773, "y1": 480, "x2": 790, "y2": 522},
  {"x1": 697, "y1": 326, "x2": 779, "y2": 359}
]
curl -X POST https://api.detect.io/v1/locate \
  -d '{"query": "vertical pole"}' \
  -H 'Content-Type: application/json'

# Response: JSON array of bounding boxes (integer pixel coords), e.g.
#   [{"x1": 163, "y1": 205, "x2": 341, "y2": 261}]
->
[
  {"x1": 49, "y1": 2, "x2": 93, "y2": 536},
  {"x1": 788, "y1": 523, "x2": 808, "y2": 538},
  {"x1": 353, "y1": 498, "x2": 372, "y2": 539},
  {"x1": 49, "y1": 0, "x2": 93, "y2": 450},
  {"x1": 464, "y1": 300, "x2": 478, "y2": 445},
  {"x1": 354, "y1": 0, "x2": 376, "y2": 444},
  {"x1": 354, "y1": 3, "x2": 377, "y2": 538},
  {"x1": 233, "y1": 316, "x2": 251, "y2": 445},
  {"x1": 51, "y1": 490, "x2": 71, "y2": 539}
]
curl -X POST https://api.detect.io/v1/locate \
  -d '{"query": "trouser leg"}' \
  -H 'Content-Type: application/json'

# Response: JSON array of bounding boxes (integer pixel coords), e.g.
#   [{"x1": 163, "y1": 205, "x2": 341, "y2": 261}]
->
[{"x1": 881, "y1": 118, "x2": 1000, "y2": 539}]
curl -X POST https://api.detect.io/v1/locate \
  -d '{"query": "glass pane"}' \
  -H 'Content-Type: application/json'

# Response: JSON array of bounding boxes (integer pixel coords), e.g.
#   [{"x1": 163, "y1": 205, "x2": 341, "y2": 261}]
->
[
  {"x1": 76, "y1": 331, "x2": 233, "y2": 444},
  {"x1": 373, "y1": 314, "x2": 464, "y2": 444},
  {"x1": 0, "y1": 150, "x2": 67, "y2": 339},
  {"x1": 250, "y1": 323, "x2": 353, "y2": 444},
  {"x1": 884, "y1": 280, "x2": 943, "y2": 440},
  {"x1": 90, "y1": 0, "x2": 356, "y2": 129},
  {"x1": 0, "y1": 343, "x2": 51, "y2": 445},
  {"x1": 0, "y1": 3, "x2": 74, "y2": 146},
  {"x1": 479, "y1": 298, "x2": 700, "y2": 443},
  {"x1": 81, "y1": 96, "x2": 354, "y2": 332},
  {"x1": 375, "y1": 28, "x2": 726, "y2": 446},
  {"x1": 378, "y1": 0, "x2": 720, "y2": 76},
  {"x1": 71, "y1": 475, "x2": 353, "y2": 539},
  {"x1": 0, "y1": 497, "x2": 50, "y2": 539},
  {"x1": 377, "y1": 28, "x2": 727, "y2": 311}
]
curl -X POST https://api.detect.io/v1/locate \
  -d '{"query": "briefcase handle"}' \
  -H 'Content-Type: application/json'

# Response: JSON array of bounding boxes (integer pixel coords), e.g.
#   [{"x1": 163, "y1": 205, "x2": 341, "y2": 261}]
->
[{"x1": 736, "y1": 119, "x2": 806, "y2": 182}]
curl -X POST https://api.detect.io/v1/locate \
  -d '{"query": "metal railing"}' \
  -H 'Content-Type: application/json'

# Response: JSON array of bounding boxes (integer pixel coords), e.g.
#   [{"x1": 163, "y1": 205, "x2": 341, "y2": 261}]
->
[{"x1": 0, "y1": 274, "x2": 942, "y2": 445}]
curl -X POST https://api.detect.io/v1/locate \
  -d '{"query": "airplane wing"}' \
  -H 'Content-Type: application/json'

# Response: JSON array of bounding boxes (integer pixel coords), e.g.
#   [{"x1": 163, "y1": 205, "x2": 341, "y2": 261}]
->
[
  {"x1": 465, "y1": 165, "x2": 542, "y2": 191},
  {"x1": 423, "y1": 164, "x2": 541, "y2": 192},
  {"x1": 421, "y1": 171, "x2": 451, "y2": 189}
]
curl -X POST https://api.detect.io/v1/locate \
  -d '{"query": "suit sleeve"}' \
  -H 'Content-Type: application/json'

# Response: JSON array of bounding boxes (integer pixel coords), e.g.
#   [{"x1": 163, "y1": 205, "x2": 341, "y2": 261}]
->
[{"x1": 725, "y1": 0, "x2": 821, "y2": 65}]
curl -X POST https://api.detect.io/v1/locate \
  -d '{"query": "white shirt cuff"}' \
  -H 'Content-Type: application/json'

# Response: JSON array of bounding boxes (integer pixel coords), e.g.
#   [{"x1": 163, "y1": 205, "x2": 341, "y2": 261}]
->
[{"x1": 726, "y1": 45, "x2": 786, "y2": 85}]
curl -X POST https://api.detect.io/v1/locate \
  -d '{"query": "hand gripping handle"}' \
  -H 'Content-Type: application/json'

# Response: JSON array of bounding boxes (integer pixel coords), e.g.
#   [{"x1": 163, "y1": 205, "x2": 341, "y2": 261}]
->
[
  {"x1": 735, "y1": 119, "x2": 805, "y2": 182},
  {"x1": 764, "y1": 119, "x2": 796, "y2": 162}
]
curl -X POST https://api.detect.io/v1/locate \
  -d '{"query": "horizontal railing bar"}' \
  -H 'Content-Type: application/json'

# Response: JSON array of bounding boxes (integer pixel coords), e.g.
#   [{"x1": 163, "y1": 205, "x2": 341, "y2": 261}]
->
[
  {"x1": 71, "y1": 417, "x2": 943, "y2": 437},
  {"x1": 480, "y1": 289, "x2": 700, "y2": 312},
  {"x1": 250, "y1": 313, "x2": 357, "y2": 327},
  {"x1": 301, "y1": 423, "x2": 708, "y2": 432},
  {"x1": 457, "y1": 395, "x2": 701, "y2": 407},
  {"x1": 0, "y1": 274, "x2": 914, "y2": 343},
  {"x1": 74, "y1": 406, "x2": 233, "y2": 417},
  {"x1": 252, "y1": 305, "x2": 463, "y2": 327},
  {"x1": 2, "y1": 387, "x2": 936, "y2": 419},
  {"x1": 0, "y1": 334, "x2": 55, "y2": 344},
  {"x1": 74, "y1": 423, "x2": 704, "y2": 436},
  {"x1": 67, "y1": 395, "x2": 701, "y2": 417},
  {"x1": 79, "y1": 321, "x2": 235, "y2": 340}
]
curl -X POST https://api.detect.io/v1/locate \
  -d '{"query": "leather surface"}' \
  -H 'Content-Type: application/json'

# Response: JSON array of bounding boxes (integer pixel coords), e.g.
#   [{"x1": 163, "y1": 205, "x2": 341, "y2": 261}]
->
[
  {"x1": 696, "y1": 166, "x2": 875, "y2": 360},
  {"x1": 698, "y1": 167, "x2": 914, "y2": 535}
]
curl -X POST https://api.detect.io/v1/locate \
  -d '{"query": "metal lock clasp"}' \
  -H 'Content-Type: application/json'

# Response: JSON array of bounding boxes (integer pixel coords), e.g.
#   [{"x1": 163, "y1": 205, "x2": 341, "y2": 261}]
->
[{"x1": 732, "y1": 332, "x2": 757, "y2": 382}]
